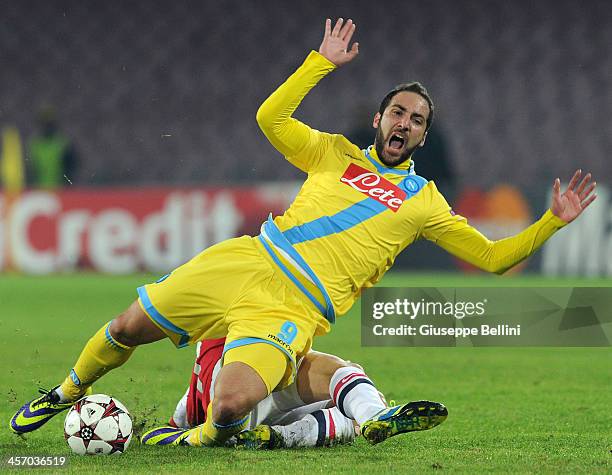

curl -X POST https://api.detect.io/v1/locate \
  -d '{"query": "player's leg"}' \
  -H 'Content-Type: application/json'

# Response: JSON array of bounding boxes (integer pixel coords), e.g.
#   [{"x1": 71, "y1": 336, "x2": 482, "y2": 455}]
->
[
  {"x1": 238, "y1": 406, "x2": 357, "y2": 449},
  {"x1": 10, "y1": 301, "x2": 165, "y2": 434},
  {"x1": 57, "y1": 301, "x2": 166, "y2": 401},
  {"x1": 297, "y1": 350, "x2": 389, "y2": 425},
  {"x1": 305, "y1": 351, "x2": 448, "y2": 444},
  {"x1": 12, "y1": 237, "x2": 258, "y2": 436},
  {"x1": 241, "y1": 350, "x2": 448, "y2": 447},
  {"x1": 61, "y1": 242, "x2": 233, "y2": 403},
  {"x1": 142, "y1": 342, "x2": 289, "y2": 447},
  {"x1": 237, "y1": 351, "x2": 362, "y2": 449}
]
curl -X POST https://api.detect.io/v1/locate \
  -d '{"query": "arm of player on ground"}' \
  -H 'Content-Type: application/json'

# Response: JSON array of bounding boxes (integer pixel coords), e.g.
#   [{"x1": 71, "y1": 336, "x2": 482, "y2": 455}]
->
[
  {"x1": 420, "y1": 183, "x2": 568, "y2": 274},
  {"x1": 256, "y1": 18, "x2": 358, "y2": 172}
]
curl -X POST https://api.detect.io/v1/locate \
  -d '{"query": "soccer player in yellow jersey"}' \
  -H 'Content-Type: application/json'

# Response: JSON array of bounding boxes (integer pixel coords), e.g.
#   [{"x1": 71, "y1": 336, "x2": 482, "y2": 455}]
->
[{"x1": 11, "y1": 18, "x2": 597, "y2": 447}]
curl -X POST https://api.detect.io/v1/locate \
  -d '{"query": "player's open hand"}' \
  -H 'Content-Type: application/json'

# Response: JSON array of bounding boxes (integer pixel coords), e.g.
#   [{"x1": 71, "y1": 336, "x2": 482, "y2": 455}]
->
[
  {"x1": 550, "y1": 169, "x2": 597, "y2": 223},
  {"x1": 318, "y1": 18, "x2": 359, "y2": 67}
]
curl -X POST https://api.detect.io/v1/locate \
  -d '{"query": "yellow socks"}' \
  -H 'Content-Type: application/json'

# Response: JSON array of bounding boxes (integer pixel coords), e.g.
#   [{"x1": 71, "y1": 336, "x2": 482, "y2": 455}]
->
[
  {"x1": 186, "y1": 404, "x2": 250, "y2": 447},
  {"x1": 58, "y1": 322, "x2": 134, "y2": 401}
]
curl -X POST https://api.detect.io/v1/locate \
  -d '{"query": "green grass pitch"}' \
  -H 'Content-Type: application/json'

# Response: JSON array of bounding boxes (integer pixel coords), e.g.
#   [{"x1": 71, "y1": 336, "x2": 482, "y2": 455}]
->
[{"x1": 0, "y1": 273, "x2": 610, "y2": 473}]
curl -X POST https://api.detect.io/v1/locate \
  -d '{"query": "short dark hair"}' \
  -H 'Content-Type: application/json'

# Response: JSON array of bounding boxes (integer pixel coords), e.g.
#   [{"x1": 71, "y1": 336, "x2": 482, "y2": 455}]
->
[{"x1": 378, "y1": 82, "x2": 434, "y2": 131}]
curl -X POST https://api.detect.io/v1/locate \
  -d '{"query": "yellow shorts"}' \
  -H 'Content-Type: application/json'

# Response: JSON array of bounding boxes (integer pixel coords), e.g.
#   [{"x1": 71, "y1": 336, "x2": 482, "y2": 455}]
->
[{"x1": 137, "y1": 236, "x2": 322, "y2": 385}]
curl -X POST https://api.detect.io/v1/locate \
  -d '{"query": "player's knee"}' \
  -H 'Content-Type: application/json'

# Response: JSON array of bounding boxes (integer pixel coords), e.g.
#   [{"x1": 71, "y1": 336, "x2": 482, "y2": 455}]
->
[
  {"x1": 109, "y1": 317, "x2": 135, "y2": 347},
  {"x1": 323, "y1": 354, "x2": 359, "y2": 376},
  {"x1": 323, "y1": 358, "x2": 368, "y2": 383},
  {"x1": 108, "y1": 302, "x2": 148, "y2": 347},
  {"x1": 211, "y1": 392, "x2": 252, "y2": 425},
  {"x1": 301, "y1": 351, "x2": 362, "y2": 382}
]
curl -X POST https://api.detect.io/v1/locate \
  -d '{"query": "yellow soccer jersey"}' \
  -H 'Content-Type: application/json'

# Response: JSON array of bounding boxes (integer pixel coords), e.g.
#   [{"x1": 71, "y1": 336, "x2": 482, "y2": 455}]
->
[{"x1": 256, "y1": 50, "x2": 567, "y2": 330}]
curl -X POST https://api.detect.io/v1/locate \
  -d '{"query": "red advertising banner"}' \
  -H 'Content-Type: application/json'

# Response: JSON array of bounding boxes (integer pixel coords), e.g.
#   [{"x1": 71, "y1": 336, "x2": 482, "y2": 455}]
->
[
  {"x1": 5, "y1": 183, "x2": 601, "y2": 276},
  {"x1": 0, "y1": 185, "x2": 299, "y2": 274}
]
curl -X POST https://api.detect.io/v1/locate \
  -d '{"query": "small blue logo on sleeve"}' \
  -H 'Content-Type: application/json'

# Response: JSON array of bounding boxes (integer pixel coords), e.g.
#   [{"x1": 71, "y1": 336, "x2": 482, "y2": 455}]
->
[{"x1": 277, "y1": 321, "x2": 298, "y2": 345}]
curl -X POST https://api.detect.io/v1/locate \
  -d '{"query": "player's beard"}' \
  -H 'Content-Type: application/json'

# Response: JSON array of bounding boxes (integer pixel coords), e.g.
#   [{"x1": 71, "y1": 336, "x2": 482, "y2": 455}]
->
[{"x1": 374, "y1": 128, "x2": 417, "y2": 167}]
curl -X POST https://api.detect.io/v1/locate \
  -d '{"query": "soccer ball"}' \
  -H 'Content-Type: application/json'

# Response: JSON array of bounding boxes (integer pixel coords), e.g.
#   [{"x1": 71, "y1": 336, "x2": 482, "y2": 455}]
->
[{"x1": 64, "y1": 394, "x2": 133, "y2": 455}]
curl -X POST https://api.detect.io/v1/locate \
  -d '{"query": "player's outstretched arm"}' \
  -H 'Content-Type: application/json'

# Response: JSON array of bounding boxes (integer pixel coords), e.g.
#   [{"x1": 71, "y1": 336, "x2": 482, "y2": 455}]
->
[
  {"x1": 550, "y1": 169, "x2": 597, "y2": 223},
  {"x1": 318, "y1": 18, "x2": 359, "y2": 67},
  {"x1": 256, "y1": 18, "x2": 355, "y2": 171},
  {"x1": 422, "y1": 171, "x2": 597, "y2": 274}
]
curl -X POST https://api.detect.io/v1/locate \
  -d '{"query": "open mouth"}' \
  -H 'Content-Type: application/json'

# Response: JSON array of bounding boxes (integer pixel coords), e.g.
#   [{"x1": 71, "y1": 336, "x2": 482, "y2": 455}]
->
[{"x1": 388, "y1": 133, "x2": 405, "y2": 150}]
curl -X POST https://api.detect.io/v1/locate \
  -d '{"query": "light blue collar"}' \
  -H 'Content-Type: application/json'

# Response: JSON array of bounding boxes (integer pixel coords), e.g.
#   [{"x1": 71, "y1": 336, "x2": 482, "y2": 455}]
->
[{"x1": 363, "y1": 146, "x2": 415, "y2": 176}]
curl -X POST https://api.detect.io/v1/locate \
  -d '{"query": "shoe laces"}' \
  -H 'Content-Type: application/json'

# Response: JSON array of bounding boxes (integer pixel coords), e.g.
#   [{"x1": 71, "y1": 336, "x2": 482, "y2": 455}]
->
[{"x1": 33, "y1": 387, "x2": 60, "y2": 407}]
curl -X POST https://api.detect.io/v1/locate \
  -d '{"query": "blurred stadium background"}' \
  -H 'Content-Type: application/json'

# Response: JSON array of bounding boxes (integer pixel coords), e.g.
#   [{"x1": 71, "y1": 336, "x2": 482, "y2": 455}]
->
[{"x1": 1, "y1": 0, "x2": 611, "y2": 276}]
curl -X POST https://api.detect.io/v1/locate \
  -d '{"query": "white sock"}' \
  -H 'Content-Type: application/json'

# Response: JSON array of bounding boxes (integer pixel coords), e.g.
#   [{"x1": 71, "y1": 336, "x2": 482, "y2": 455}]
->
[
  {"x1": 170, "y1": 387, "x2": 190, "y2": 428},
  {"x1": 54, "y1": 386, "x2": 68, "y2": 403},
  {"x1": 273, "y1": 407, "x2": 355, "y2": 448},
  {"x1": 329, "y1": 367, "x2": 386, "y2": 425}
]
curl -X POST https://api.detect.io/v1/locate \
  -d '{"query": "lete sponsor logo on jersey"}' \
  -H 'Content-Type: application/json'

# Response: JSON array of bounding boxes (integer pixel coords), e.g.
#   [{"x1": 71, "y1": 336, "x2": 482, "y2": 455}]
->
[{"x1": 339, "y1": 164, "x2": 407, "y2": 212}]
